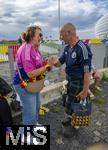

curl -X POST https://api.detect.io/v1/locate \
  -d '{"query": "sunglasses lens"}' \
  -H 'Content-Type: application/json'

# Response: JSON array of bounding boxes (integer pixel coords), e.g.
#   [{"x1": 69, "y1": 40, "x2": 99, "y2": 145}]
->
[{"x1": 39, "y1": 33, "x2": 43, "y2": 37}]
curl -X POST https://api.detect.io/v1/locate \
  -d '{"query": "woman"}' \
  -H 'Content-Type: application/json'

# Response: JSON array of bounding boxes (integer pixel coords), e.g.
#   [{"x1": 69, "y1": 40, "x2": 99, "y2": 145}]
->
[{"x1": 13, "y1": 25, "x2": 51, "y2": 125}]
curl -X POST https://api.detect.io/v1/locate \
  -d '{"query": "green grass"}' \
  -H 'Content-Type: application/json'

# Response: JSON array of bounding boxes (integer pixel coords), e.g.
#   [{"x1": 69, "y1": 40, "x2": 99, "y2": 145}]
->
[
  {"x1": 96, "y1": 99, "x2": 106, "y2": 105},
  {"x1": 42, "y1": 41, "x2": 60, "y2": 49},
  {"x1": 51, "y1": 106, "x2": 61, "y2": 113},
  {"x1": 102, "y1": 72, "x2": 108, "y2": 81},
  {"x1": 0, "y1": 41, "x2": 17, "y2": 45},
  {"x1": 93, "y1": 89, "x2": 101, "y2": 94},
  {"x1": 99, "y1": 107, "x2": 105, "y2": 113},
  {"x1": 41, "y1": 51, "x2": 49, "y2": 57},
  {"x1": 95, "y1": 98, "x2": 106, "y2": 113}
]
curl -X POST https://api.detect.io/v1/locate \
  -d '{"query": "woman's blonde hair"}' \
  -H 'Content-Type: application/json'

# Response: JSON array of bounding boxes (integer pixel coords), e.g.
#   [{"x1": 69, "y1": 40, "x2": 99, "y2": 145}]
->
[{"x1": 22, "y1": 26, "x2": 41, "y2": 43}]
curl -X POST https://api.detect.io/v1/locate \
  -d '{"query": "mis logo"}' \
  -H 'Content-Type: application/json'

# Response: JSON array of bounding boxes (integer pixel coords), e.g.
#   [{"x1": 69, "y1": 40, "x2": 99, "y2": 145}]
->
[{"x1": 0, "y1": 125, "x2": 50, "y2": 148}]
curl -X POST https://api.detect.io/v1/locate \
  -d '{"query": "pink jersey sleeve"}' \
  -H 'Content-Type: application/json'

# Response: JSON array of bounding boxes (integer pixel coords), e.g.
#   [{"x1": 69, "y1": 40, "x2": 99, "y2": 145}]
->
[{"x1": 17, "y1": 43, "x2": 43, "y2": 73}]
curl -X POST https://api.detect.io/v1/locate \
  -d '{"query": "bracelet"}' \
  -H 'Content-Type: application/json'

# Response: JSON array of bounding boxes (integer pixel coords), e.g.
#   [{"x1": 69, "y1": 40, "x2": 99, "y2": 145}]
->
[{"x1": 44, "y1": 64, "x2": 51, "y2": 71}]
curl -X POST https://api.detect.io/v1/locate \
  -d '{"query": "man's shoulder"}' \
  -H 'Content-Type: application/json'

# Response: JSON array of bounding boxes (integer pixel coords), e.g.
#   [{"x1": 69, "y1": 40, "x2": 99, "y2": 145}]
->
[
  {"x1": 77, "y1": 40, "x2": 89, "y2": 49},
  {"x1": 77, "y1": 40, "x2": 92, "y2": 58},
  {"x1": 77, "y1": 40, "x2": 91, "y2": 53}
]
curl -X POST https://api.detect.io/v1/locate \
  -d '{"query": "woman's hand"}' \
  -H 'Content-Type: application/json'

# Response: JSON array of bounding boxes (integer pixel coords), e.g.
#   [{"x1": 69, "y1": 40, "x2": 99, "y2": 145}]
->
[{"x1": 48, "y1": 55, "x2": 59, "y2": 66}]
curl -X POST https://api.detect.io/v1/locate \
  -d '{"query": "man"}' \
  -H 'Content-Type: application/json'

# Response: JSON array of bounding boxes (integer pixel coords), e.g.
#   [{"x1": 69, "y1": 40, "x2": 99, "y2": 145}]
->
[{"x1": 49, "y1": 23, "x2": 92, "y2": 126}]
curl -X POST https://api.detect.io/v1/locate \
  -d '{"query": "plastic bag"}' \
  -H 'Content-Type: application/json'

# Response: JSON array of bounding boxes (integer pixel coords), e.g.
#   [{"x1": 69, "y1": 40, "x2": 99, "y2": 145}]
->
[{"x1": 71, "y1": 99, "x2": 92, "y2": 126}]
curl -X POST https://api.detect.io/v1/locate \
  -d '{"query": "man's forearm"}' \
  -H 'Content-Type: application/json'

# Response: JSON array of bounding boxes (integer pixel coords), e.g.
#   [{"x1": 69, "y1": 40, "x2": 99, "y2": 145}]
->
[
  {"x1": 83, "y1": 72, "x2": 91, "y2": 92},
  {"x1": 54, "y1": 60, "x2": 62, "y2": 67},
  {"x1": 54, "y1": 59, "x2": 62, "y2": 67},
  {"x1": 49, "y1": 55, "x2": 62, "y2": 67}
]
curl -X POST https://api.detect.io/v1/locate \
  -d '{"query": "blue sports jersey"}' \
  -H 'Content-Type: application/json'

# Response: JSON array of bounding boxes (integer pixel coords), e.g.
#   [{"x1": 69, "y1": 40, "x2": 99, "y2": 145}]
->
[{"x1": 59, "y1": 40, "x2": 92, "y2": 80}]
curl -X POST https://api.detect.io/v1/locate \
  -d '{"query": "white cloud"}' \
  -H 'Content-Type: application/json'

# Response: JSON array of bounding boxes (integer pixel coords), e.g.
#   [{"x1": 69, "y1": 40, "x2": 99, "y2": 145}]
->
[
  {"x1": 80, "y1": 0, "x2": 97, "y2": 14},
  {"x1": 27, "y1": 21, "x2": 48, "y2": 28},
  {"x1": 0, "y1": 0, "x2": 108, "y2": 40},
  {"x1": 60, "y1": 0, "x2": 97, "y2": 16}
]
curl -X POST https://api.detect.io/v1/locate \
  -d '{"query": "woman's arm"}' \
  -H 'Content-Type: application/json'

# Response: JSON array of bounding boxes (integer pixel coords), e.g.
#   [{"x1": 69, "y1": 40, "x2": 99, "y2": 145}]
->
[{"x1": 27, "y1": 66, "x2": 46, "y2": 78}]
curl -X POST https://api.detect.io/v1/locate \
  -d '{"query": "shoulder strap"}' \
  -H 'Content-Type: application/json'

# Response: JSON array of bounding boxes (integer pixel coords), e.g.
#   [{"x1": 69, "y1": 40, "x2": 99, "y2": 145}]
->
[{"x1": 15, "y1": 62, "x2": 23, "y2": 81}]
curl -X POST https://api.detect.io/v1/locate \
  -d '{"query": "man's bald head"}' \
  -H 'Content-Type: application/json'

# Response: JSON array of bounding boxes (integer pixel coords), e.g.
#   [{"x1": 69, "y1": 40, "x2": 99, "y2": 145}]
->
[
  {"x1": 60, "y1": 22, "x2": 78, "y2": 46},
  {"x1": 61, "y1": 23, "x2": 76, "y2": 33}
]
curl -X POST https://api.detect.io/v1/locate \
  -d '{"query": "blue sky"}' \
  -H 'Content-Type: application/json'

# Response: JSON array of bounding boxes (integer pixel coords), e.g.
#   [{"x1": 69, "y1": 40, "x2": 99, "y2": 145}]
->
[{"x1": 0, "y1": 0, "x2": 108, "y2": 40}]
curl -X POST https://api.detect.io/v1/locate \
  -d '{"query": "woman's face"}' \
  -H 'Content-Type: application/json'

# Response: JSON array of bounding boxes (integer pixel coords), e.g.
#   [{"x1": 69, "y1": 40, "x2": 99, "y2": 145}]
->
[{"x1": 32, "y1": 29, "x2": 43, "y2": 47}]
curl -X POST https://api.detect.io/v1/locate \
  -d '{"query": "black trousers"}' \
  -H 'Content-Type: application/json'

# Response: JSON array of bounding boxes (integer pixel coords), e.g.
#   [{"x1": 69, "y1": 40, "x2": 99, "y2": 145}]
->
[
  {"x1": 66, "y1": 76, "x2": 83, "y2": 115},
  {"x1": 0, "y1": 97, "x2": 13, "y2": 125}
]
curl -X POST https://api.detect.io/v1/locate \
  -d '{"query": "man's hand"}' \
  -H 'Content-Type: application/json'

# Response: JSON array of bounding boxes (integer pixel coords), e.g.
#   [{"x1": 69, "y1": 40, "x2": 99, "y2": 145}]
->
[
  {"x1": 77, "y1": 90, "x2": 88, "y2": 100},
  {"x1": 48, "y1": 55, "x2": 59, "y2": 65}
]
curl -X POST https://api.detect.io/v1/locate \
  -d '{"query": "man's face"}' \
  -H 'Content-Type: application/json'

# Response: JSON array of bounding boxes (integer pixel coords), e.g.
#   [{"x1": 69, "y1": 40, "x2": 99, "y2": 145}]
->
[
  {"x1": 60, "y1": 29, "x2": 69, "y2": 44},
  {"x1": 60, "y1": 28, "x2": 75, "y2": 44}
]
